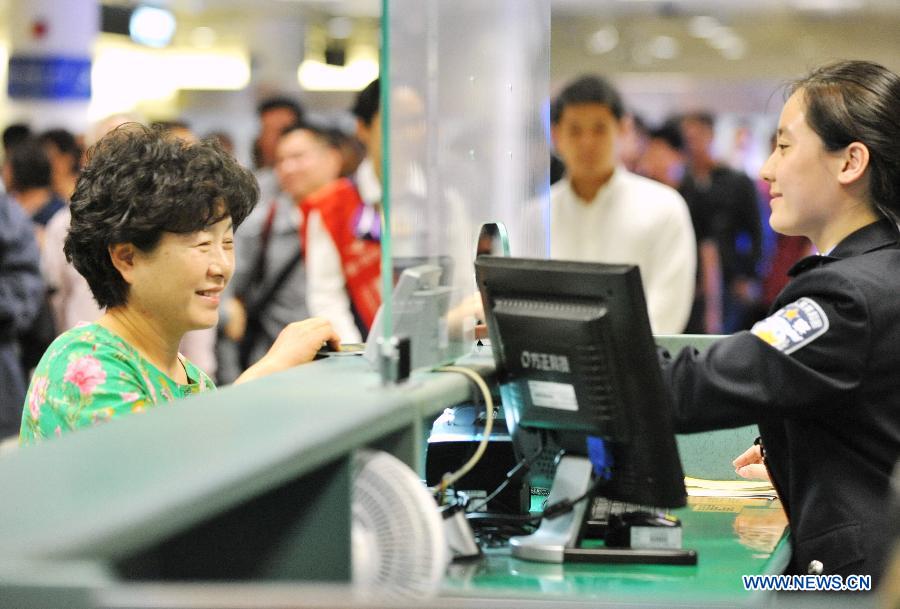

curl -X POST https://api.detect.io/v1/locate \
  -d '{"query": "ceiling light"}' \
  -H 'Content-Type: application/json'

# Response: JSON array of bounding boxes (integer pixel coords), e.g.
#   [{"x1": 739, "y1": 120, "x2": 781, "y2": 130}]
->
[
  {"x1": 688, "y1": 15, "x2": 720, "y2": 39},
  {"x1": 129, "y1": 6, "x2": 176, "y2": 48},
  {"x1": 708, "y1": 27, "x2": 738, "y2": 50},
  {"x1": 298, "y1": 57, "x2": 378, "y2": 91},
  {"x1": 789, "y1": 0, "x2": 864, "y2": 11},
  {"x1": 587, "y1": 25, "x2": 619, "y2": 55}
]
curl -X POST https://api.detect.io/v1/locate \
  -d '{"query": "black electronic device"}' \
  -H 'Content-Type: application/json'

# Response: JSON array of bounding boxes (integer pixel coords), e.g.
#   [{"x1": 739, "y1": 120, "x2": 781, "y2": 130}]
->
[
  {"x1": 425, "y1": 404, "x2": 529, "y2": 515},
  {"x1": 474, "y1": 256, "x2": 694, "y2": 565}
]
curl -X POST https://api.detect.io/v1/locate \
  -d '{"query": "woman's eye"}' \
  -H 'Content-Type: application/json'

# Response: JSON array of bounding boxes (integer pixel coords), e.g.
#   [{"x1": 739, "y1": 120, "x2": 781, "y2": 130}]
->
[{"x1": 777, "y1": 144, "x2": 789, "y2": 151}]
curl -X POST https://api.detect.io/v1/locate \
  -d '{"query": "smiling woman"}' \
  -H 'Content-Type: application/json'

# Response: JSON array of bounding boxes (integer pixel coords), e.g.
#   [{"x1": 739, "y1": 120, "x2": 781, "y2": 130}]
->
[
  {"x1": 661, "y1": 60, "x2": 900, "y2": 584},
  {"x1": 19, "y1": 125, "x2": 339, "y2": 445}
]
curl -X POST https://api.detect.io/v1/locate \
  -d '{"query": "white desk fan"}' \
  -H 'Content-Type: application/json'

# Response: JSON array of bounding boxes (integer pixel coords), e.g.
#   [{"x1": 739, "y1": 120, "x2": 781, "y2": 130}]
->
[{"x1": 352, "y1": 449, "x2": 449, "y2": 598}]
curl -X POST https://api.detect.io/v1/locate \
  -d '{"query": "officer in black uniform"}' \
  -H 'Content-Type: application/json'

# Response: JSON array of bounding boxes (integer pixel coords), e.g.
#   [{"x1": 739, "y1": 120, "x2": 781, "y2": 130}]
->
[{"x1": 658, "y1": 60, "x2": 900, "y2": 586}]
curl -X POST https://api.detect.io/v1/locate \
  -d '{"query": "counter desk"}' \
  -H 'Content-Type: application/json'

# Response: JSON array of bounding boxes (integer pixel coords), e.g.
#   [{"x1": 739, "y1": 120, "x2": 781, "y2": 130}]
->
[{"x1": 0, "y1": 340, "x2": 868, "y2": 609}]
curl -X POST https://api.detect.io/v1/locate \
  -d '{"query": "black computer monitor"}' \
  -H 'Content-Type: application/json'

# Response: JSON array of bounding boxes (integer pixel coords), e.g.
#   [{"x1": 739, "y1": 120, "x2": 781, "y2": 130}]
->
[{"x1": 474, "y1": 256, "x2": 686, "y2": 510}]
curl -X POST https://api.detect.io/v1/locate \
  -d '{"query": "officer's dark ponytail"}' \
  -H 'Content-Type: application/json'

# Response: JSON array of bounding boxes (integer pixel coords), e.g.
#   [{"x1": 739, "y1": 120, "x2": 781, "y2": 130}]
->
[{"x1": 791, "y1": 61, "x2": 900, "y2": 222}]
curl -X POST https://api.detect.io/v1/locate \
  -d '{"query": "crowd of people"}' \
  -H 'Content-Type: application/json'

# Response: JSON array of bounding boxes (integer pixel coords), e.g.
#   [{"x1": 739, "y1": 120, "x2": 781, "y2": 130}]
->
[
  {"x1": 2, "y1": 59, "x2": 900, "y2": 585},
  {"x1": 0, "y1": 72, "x2": 819, "y2": 440}
]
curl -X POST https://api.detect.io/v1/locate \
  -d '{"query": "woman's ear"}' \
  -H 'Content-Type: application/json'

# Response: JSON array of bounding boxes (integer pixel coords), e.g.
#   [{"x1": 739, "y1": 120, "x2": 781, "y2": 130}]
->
[
  {"x1": 108, "y1": 243, "x2": 137, "y2": 284},
  {"x1": 837, "y1": 141, "x2": 870, "y2": 187}
]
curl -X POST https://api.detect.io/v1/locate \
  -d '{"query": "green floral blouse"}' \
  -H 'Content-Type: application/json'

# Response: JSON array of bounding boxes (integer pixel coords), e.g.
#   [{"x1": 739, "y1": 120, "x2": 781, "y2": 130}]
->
[{"x1": 20, "y1": 323, "x2": 215, "y2": 444}]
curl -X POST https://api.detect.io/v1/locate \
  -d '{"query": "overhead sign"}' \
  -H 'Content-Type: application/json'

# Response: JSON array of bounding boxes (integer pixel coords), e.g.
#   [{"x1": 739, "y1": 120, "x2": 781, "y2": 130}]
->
[{"x1": 7, "y1": 55, "x2": 92, "y2": 100}]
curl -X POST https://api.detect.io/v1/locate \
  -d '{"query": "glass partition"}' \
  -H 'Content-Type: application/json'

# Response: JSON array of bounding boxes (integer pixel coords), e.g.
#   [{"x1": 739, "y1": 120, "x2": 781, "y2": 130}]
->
[{"x1": 380, "y1": 0, "x2": 551, "y2": 371}]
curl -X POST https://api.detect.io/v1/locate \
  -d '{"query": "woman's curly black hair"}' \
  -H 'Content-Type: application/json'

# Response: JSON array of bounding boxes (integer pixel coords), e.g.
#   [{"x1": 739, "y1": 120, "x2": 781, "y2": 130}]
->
[{"x1": 65, "y1": 123, "x2": 259, "y2": 309}]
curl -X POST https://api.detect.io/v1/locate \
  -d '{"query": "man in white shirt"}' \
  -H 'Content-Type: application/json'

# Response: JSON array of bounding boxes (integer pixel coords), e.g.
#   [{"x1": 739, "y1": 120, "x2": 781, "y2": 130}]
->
[{"x1": 549, "y1": 75, "x2": 696, "y2": 334}]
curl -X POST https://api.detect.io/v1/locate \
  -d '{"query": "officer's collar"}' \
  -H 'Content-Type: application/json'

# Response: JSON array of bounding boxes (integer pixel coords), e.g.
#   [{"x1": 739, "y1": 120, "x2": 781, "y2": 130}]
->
[{"x1": 788, "y1": 218, "x2": 900, "y2": 276}]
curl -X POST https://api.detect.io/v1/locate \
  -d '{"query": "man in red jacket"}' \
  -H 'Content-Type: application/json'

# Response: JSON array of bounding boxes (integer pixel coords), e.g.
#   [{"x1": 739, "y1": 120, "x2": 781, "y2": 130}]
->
[{"x1": 304, "y1": 80, "x2": 382, "y2": 342}]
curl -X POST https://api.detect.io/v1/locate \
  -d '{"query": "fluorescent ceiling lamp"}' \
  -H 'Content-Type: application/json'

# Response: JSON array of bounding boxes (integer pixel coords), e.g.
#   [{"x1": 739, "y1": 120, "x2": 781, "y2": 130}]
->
[
  {"x1": 91, "y1": 40, "x2": 250, "y2": 118},
  {"x1": 129, "y1": 6, "x2": 176, "y2": 48},
  {"x1": 790, "y1": 0, "x2": 864, "y2": 10},
  {"x1": 167, "y1": 51, "x2": 250, "y2": 89},
  {"x1": 298, "y1": 57, "x2": 378, "y2": 91}
]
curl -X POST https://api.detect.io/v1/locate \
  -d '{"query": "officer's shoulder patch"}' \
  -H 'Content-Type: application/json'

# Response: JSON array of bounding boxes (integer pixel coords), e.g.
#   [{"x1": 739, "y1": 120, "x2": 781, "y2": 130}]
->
[{"x1": 750, "y1": 297, "x2": 829, "y2": 354}]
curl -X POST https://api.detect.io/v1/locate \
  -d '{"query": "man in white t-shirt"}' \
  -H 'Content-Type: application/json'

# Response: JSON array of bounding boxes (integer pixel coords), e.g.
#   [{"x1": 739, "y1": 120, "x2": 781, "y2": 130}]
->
[{"x1": 549, "y1": 75, "x2": 696, "y2": 333}]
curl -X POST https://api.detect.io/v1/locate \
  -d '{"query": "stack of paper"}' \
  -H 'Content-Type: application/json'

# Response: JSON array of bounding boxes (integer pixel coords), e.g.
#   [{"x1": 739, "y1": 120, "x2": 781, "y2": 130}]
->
[{"x1": 684, "y1": 476, "x2": 778, "y2": 499}]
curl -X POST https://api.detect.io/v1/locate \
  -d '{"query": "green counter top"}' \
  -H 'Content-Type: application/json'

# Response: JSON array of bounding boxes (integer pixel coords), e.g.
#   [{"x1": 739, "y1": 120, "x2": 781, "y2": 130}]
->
[
  {"x1": 443, "y1": 497, "x2": 789, "y2": 605},
  {"x1": 0, "y1": 339, "x2": 817, "y2": 609},
  {"x1": 0, "y1": 354, "x2": 485, "y2": 589}
]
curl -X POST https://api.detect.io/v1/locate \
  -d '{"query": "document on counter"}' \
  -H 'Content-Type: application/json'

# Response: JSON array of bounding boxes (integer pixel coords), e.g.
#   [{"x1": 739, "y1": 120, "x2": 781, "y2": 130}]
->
[{"x1": 684, "y1": 476, "x2": 778, "y2": 499}]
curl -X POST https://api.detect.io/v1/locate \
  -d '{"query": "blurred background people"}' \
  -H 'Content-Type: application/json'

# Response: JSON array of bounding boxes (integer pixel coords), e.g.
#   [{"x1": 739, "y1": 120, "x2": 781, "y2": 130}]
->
[
  {"x1": 38, "y1": 129, "x2": 82, "y2": 201},
  {"x1": 618, "y1": 112, "x2": 649, "y2": 174},
  {"x1": 6, "y1": 136, "x2": 65, "y2": 247},
  {"x1": 252, "y1": 97, "x2": 305, "y2": 206},
  {"x1": 547, "y1": 74, "x2": 696, "y2": 334},
  {"x1": 0, "y1": 192, "x2": 44, "y2": 441},
  {"x1": 680, "y1": 111, "x2": 764, "y2": 332},
  {"x1": 1, "y1": 123, "x2": 31, "y2": 195},
  {"x1": 639, "y1": 119, "x2": 723, "y2": 333},
  {"x1": 219, "y1": 121, "x2": 344, "y2": 381},
  {"x1": 304, "y1": 79, "x2": 383, "y2": 343},
  {"x1": 5, "y1": 136, "x2": 64, "y2": 375}
]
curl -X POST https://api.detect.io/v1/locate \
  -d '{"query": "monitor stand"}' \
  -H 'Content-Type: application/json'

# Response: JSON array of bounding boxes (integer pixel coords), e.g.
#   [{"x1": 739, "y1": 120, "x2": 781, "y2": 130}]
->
[
  {"x1": 509, "y1": 455, "x2": 697, "y2": 565},
  {"x1": 509, "y1": 455, "x2": 593, "y2": 563}
]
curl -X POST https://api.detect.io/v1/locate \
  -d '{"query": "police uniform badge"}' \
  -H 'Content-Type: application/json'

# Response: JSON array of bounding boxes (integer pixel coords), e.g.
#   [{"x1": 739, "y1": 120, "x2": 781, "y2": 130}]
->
[{"x1": 750, "y1": 297, "x2": 829, "y2": 354}]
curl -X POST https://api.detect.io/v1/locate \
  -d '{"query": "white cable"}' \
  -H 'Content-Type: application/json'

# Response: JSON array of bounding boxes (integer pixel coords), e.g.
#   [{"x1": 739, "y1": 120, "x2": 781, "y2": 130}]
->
[{"x1": 429, "y1": 365, "x2": 494, "y2": 495}]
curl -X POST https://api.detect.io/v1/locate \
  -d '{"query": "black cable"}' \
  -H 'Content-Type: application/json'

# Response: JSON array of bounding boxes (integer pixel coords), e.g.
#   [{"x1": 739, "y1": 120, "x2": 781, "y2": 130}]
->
[
  {"x1": 466, "y1": 439, "x2": 546, "y2": 513},
  {"x1": 542, "y1": 474, "x2": 609, "y2": 520},
  {"x1": 465, "y1": 512, "x2": 540, "y2": 545},
  {"x1": 466, "y1": 463, "x2": 523, "y2": 513}
]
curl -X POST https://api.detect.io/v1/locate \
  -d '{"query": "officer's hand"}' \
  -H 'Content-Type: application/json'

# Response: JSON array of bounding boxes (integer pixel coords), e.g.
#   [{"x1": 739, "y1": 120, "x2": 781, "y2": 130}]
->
[
  {"x1": 732, "y1": 444, "x2": 771, "y2": 481},
  {"x1": 446, "y1": 292, "x2": 486, "y2": 340}
]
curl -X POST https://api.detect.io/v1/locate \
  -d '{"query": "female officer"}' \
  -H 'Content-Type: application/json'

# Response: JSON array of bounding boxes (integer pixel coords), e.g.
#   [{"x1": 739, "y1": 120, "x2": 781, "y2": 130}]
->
[
  {"x1": 663, "y1": 60, "x2": 900, "y2": 584},
  {"x1": 20, "y1": 124, "x2": 338, "y2": 444}
]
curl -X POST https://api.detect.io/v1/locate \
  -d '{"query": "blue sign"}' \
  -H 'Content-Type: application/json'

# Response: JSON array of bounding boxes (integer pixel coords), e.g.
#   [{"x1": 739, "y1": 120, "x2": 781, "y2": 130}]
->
[{"x1": 7, "y1": 55, "x2": 92, "y2": 100}]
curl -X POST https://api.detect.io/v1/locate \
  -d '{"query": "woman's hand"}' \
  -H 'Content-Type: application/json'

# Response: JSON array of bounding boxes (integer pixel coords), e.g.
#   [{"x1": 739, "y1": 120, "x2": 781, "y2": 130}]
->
[
  {"x1": 235, "y1": 317, "x2": 340, "y2": 384},
  {"x1": 732, "y1": 444, "x2": 771, "y2": 481}
]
